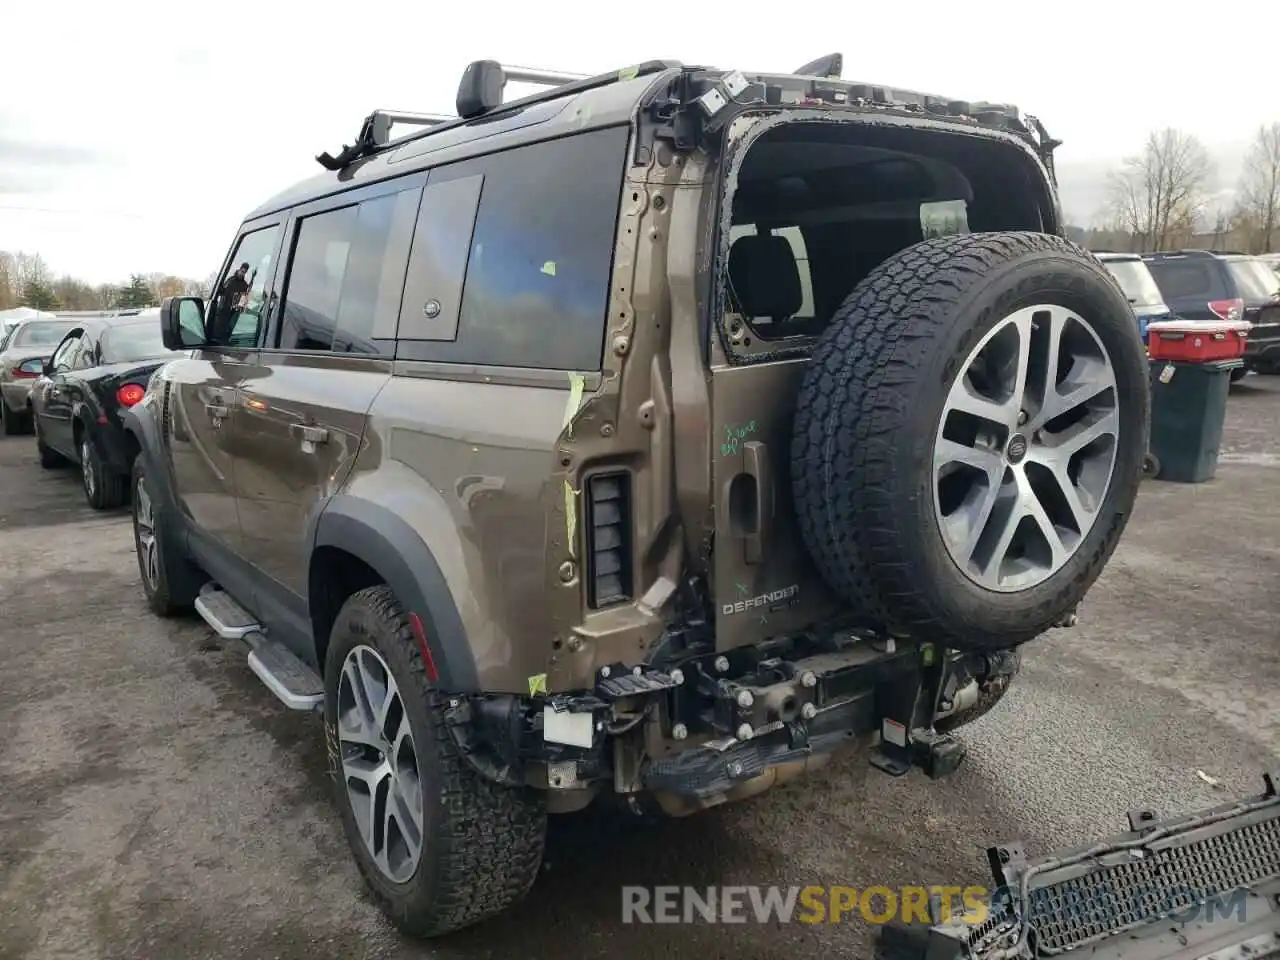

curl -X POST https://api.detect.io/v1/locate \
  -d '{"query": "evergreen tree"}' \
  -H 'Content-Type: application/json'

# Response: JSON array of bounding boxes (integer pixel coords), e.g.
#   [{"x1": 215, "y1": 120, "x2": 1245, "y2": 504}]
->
[
  {"x1": 118, "y1": 274, "x2": 156, "y2": 309},
  {"x1": 19, "y1": 279, "x2": 60, "y2": 311}
]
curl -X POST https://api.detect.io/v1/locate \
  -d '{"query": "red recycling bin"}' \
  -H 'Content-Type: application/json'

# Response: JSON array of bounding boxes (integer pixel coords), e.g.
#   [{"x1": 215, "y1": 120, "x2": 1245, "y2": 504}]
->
[{"x1": 1146, "y1": 319, "x2": 1250, "y2": 363}]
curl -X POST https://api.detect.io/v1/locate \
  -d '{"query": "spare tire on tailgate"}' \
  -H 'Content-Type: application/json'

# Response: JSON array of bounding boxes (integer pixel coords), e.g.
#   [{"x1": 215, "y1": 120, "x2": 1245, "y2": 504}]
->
[{"x1": 791, "y1": 232, "x2": 1149, "y2": 651}]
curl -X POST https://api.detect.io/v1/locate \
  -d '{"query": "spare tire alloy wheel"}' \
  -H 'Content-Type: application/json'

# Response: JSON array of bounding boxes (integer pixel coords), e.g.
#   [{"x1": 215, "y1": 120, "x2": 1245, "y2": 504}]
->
[
  {"x1": 792, "y1": 233, "x2": 1148, "y2": 651},
  {"x1": 336, "y1": 645, "x2": 424, "y2": 884},
  {"x1": 934, "y1": 304, "x2": 1118, "y2": 592}
]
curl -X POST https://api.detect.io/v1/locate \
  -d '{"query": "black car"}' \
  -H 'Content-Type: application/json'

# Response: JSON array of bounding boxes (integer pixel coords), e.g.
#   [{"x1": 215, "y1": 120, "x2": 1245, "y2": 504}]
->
[
  {"x1": 1142, "y1": 250, "x2": 1280, "y2": 375},
  {"x1": 30, "y1": 313, "x2": 183, "y2": 509}
]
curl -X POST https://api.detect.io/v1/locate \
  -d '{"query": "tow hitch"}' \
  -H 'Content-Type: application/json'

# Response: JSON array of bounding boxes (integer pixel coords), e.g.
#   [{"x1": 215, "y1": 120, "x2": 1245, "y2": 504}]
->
[
  {"x1": 876, "y1": 771, "x2": 1280, "y2": 959},
  {"x1": 642, "y1": 631, "x2": 971, "y2": 804}
]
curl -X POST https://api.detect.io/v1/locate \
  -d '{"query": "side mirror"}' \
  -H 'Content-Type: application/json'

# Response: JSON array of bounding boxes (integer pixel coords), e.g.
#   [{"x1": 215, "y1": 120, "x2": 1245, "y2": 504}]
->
[{"x1": 161, "y1": 296, "x2": 208, "y2": 350}]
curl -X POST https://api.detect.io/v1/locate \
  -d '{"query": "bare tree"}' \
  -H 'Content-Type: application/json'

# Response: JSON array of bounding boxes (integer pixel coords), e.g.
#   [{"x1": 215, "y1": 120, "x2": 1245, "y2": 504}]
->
[
  {"x1": 1236, "y1": 121, "x2": 1280, "y2": 254},
  {"x1": 0, "y1": 252, "x2": 15, "y2": 310},
  {"x1": 1105, "y1": 128, "x2": 1215, "y2": 252}
]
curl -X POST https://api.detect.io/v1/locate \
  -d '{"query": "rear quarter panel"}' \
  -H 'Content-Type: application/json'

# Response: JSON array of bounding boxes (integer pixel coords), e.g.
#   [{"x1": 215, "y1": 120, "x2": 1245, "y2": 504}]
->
[{"x1": 352, "y1": 368, "x2": 571, "y2": 694}]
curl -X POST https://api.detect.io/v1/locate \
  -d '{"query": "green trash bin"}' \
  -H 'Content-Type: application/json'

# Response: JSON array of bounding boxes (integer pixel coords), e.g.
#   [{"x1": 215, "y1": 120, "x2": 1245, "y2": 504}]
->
[{"x1": 1146, "y1": 358, "x2": 1241, "y2": 483}]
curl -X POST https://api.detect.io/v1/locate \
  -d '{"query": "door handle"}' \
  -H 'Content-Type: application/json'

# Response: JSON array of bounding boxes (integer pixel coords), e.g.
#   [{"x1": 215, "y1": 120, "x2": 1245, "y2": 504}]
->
[
  {"x1": 742, "y1": 440, "x2": 773, "y2": 564},
  {"x1": 205, "y1": 402, "x2": 230, "y2": 418},
  {"x1": 291, "y1": 423, "x2": 329, "y2": 446}
]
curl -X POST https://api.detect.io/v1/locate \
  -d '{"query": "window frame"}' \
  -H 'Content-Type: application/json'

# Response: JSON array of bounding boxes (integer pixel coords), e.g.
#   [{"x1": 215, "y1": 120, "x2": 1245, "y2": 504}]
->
[{"x1": 268, "y1": 172, "x2": 429, "y2": 359}]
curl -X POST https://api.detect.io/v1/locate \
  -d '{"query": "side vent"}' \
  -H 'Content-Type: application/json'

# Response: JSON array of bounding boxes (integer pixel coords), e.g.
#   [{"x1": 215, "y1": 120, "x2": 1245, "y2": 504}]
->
[{"x1": 585, "y1": 472, "x2": 633, "y2": 608}]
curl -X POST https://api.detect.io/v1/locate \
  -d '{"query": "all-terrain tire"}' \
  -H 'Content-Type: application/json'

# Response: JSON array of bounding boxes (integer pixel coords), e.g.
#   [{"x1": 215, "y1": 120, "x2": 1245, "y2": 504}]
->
[
  {"x1": 80, "y1": 431, "x2": 127, "y2": 510},
  {"x1": 324, "y1": 585, "x2": 547, "y2": 939},
  {"x1": 131, "y1": 456, "x2": 201, "y2": 616},
  {"x1": 791, "y1": 232, "x2": 1149, "y2": 651}
]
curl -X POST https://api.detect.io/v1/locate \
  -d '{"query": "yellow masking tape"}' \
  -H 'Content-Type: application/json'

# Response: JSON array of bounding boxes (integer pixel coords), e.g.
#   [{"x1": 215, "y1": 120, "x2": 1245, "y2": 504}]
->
[{"x1": 527, "y1": 673, "x2": 548, "y2": 696}]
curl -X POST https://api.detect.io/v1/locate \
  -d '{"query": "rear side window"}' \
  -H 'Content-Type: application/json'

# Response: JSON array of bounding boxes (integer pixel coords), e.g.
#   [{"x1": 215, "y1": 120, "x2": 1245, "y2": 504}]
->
[
  {"x1": 1145, "y1": 259, "x2": 1226, "y2": 301},
  {"x1": 278, "y1": 187, "x2": 420, "y2": 354},
  {"x1": 396, "y1": 125, "x2": 629, "y2": 370}
]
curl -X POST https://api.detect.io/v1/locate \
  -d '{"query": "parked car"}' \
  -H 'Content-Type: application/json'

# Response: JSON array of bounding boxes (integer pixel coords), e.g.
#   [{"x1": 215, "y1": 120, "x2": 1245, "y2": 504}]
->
[
  {"x1": 1094, "y1": 252, "x2": 1174, "y2": 342},
  {"x1": 122, "y1": 55, "x2": 1149, "y2": 938},
  {"x1": 1260, "y1": 252, "x2": 1280, "y2": 276},
  {"x1": 0, "y1": 317, "x2": 77, "y2": 434},
  {"x1": 28, "y1": 311, "x2": 180, "y2": 508},
  {"x1": 1142, "y1": 250, "x2": 1280, "y2": 377}
]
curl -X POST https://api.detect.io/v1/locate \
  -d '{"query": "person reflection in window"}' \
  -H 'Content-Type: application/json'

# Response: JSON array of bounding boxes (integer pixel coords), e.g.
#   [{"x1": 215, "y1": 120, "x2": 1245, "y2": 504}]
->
[{"x1": 211, "y1": 262, "x2": 250, "y2": 343}]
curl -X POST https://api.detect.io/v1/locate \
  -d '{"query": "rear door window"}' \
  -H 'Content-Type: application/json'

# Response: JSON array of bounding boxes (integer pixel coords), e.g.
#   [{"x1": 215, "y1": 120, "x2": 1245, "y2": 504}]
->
[{"x1": 277, "y1": 187, "x2": 420, "y2": 355}]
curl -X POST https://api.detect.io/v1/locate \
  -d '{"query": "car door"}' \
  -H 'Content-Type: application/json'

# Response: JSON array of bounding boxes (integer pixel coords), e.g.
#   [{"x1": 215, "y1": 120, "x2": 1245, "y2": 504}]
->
[
  {"x1": 165, "y1": 218, "x2": 286, "y2": 566},
  {"x1": 233, "y1": 183, "x2": 417, "y2": 617},
  {"x1": 39, "y1": 330, "x2": 86, "y2": 456}
]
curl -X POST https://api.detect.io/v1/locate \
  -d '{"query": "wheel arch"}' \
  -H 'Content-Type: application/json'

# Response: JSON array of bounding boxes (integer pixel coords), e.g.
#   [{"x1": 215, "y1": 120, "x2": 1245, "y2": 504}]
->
[{"x1": 309, "y1": 494, "x2": 478, "y2": 693}]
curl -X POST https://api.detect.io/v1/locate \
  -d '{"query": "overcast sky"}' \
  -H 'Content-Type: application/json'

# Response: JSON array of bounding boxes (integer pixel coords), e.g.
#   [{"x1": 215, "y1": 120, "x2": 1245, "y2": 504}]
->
[{"x1": 2, "y1": 0, "x2": 1274, "y2": 285}]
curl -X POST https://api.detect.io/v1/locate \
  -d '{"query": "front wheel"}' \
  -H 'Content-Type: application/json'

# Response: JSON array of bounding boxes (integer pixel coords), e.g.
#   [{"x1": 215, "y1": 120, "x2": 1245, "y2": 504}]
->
[
  {"x1": 0, "y1": 400, "x2": 20, "y2": 436},
  {"x1": 132, "y1": 457, "x2": 200, "y2": 616},
  {"x1": 324, "y1": 585, "x2": 546, "y2": 939}
]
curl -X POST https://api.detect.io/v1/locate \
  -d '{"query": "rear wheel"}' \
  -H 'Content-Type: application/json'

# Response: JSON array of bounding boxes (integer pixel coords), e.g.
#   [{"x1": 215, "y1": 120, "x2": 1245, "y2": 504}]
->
[
  {"x1": 80, "y1": 431, "x2": 126, "y2": 510},
  {"x1": 792, "y1": 233, "x2": 1149, "y2": 651},
  {"x1": 324, "y1": 585, "x2": 546, "y2": 939},
  {"x1": 1230, "y1": 367, "x2": 1248, "y2": 383}
]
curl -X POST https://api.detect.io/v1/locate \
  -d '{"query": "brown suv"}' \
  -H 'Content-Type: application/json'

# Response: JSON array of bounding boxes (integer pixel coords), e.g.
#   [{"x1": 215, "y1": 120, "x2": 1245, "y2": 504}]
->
[{"x1": 126, "y1": 54, "x2": 1149, "y2": 938}]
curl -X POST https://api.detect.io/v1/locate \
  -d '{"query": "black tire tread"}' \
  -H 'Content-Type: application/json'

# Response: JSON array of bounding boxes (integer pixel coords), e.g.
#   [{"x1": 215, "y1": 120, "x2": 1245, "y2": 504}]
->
[
  {"x1": 82, "y1": 431, "x2": 126, "y2": 510},
  {"x1": 792, "y1": 231, "x2": 1143, "y2": 649},
  {"x1": 330, "y1": 585, "x2": 546, "y2": 939}
]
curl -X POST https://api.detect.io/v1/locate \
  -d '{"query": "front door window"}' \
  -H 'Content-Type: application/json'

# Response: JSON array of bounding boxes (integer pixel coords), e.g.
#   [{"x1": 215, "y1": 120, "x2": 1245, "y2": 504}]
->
[{"x1": 210, "y1": 225, "x2": 282, "y2": 347}]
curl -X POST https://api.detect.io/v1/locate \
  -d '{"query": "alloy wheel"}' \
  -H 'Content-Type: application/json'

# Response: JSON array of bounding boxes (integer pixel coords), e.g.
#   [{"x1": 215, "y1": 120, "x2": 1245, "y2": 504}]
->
[
  {"x1": 81, "y1": 440, "x2": 96, "y2": 500},
  {"x1": 133, "y1": 472, "x2": 160, "y2": 589},
  {"x1": 336, "y1": 644, "x2": 425, "y2": 884},
  {"x1": 932, "y1": 304, "x2": 1120, "y2": 592}
]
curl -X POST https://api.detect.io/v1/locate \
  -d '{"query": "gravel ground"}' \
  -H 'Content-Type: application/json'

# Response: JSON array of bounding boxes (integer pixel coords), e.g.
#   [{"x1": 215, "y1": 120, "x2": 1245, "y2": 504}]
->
[{"x1": 1, "y1": 377, "x2": 1277, "y2": 960}]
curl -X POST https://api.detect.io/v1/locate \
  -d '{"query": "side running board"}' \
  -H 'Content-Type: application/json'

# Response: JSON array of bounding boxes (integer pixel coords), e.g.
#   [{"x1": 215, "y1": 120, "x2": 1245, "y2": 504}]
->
[{"x1": 194, "y1": 583, "x2": 324, "y2": 712}]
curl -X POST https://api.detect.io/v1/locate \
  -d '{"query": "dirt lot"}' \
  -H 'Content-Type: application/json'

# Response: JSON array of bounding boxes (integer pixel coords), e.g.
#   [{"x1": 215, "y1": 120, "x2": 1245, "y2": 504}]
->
[{"x1": 1, "y1": 378, "x2": 1277, "y2": 960}]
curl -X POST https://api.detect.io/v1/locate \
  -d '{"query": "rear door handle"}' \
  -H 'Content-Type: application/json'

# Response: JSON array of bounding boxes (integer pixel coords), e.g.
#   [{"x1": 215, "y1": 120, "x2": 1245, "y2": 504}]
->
[{"x1": 290, "y1": 423, "x2": 329, "y2": 446}]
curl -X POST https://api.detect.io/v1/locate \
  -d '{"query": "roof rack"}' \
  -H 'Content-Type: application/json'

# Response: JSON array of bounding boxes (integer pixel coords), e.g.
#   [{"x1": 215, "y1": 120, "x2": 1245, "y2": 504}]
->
[{"x1": 314, "y1": 52, "x2": 1058, "y2": 172}]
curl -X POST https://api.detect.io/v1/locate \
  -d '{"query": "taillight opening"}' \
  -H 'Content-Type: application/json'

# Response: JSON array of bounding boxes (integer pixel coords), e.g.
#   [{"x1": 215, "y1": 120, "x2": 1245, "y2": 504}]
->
[
  {"x1": 13, "y1": 360, "x2": 43, "y2": 379},
  {"x1": 585, "y1": 471, "x2": 633, "y2": 608},
  {"x1": 116, "y1": 383, "x2": 146, "y2": 407},
  {"x1": 1208, "y1": 298, "x2": 1244, "y2": 322}
]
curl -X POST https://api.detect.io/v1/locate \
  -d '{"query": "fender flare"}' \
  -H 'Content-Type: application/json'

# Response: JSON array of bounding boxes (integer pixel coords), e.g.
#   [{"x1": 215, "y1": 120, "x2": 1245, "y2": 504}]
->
[
  {"x1": 121, "y1": 400, "x2": 177, "y2": 512},
  {"x1": 311, "y1": 494, "x2": 479, "y2": 693}
]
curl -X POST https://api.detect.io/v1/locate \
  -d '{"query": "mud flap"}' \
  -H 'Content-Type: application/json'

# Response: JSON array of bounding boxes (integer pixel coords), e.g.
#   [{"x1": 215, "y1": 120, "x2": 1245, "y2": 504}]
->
[{"x1": 875, "y1": 772, "x2": 1280, "y2": 959}]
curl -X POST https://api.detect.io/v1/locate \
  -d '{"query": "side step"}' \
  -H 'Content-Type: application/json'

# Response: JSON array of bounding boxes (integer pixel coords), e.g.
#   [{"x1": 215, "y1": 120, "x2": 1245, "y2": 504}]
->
[
  {"x1": 193, "y1": 583, "x2": 323, "y2": 712},
  {"x1": 244, "y1": 632, "x2": 324, "y2": 712},
  {"x1": 194, "y1": 582, "x2": 260, "y2": 639}
]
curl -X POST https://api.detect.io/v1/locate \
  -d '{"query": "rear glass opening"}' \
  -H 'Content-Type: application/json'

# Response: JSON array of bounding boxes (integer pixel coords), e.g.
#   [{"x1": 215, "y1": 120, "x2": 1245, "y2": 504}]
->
[
  {"x1": 720, "y1": 121, "x2": 1048, "y2": 344},
  {"x1": 11, "y1": 321, "x2": 75, "y2": 348}
]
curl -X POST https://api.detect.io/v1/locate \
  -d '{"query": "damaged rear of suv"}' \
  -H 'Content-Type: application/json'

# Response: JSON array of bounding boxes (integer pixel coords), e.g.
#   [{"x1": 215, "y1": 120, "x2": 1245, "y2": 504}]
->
[{"x1": 132, "y1": 54, "x2": 1151, "y2": 938}]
